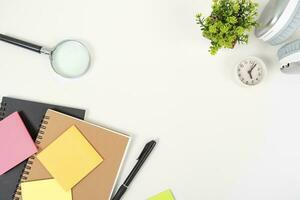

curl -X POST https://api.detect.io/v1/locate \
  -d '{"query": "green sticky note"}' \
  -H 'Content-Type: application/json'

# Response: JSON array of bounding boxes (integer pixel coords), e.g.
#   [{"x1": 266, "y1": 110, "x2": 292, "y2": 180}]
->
[{"x1": 148, "y1": 189, "x2": 175, "y2": 200}]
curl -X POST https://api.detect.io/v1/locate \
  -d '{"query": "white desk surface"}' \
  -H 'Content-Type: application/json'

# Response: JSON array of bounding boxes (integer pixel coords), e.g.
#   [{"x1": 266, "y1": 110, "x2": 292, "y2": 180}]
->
[{"x1": 1, "y1": 0, "x2": 300, "y2": 199}]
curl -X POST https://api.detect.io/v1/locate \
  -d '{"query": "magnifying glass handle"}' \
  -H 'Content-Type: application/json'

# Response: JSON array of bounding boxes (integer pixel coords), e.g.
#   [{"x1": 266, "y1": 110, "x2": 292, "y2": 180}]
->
[{"x1": 0, "y1": 33, "x2": 42, "y2": 53}]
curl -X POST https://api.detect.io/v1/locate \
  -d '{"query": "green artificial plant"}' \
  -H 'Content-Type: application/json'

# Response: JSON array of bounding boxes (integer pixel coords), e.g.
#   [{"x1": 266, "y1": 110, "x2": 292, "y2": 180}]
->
[{"x1": 196, "y1": 0, "x2": 259, "y2": 55}]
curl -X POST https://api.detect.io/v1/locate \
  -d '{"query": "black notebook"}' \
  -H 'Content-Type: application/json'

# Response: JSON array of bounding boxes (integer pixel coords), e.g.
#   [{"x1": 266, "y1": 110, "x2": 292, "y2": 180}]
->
[{"x1": 0, "y1": 97, "x2": 86, "y2": 200}]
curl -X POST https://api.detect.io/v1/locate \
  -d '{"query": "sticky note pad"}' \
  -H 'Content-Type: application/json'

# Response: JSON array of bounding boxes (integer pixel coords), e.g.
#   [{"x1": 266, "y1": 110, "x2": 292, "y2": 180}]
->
[
  {"x1": 37, "y1": 125, "x2": 103, "y2": 190},
  {"x1": 0, "y1": 112, "x2": 37, "y2": 175},
  {"x1": 21, "y1": 179, "x2": 72, "y2": 200},
  {"x1": 148, "y1": 189, "x2": 175, "y2": 200}
]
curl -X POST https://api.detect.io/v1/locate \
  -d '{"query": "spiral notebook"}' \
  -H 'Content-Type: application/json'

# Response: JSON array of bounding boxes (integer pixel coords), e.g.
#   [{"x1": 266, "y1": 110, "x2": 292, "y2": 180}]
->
[
  {"x1": 0, "y1": 97, "x2": 86, "y2": 200},
  {"x1": 15, "y1": 109, "x2": 130, "y2": 200}
]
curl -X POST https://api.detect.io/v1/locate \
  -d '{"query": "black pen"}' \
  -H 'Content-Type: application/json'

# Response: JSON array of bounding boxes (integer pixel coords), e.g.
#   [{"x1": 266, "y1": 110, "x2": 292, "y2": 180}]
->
[{"x1": 111, "y1": 140, "x2": 157, "y2": 200}]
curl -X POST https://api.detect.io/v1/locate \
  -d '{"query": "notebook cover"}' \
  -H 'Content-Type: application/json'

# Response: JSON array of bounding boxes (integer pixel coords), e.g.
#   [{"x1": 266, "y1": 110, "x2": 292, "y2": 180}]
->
[
  {"x1": 17, "y1": 109, "x2": 130, "y2": 200},
  {"x1": 0, "y1": 112, "x2": 37, "y2": 175},
  {"x1": 0, "y1": 97, "x2": 85, "y2": 200}
]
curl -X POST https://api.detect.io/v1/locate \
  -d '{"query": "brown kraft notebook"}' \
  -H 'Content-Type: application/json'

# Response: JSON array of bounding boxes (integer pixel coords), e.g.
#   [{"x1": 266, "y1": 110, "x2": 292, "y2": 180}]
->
[{"x1": 15, "y1": 109, "x2": 130, "y2": 200}]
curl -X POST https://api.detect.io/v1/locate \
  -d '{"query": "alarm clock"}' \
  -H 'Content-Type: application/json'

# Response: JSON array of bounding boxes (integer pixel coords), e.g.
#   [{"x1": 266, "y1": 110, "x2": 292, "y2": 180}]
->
[{"x1": 235, "y1": 57, "x2": 267, "y2": 86}]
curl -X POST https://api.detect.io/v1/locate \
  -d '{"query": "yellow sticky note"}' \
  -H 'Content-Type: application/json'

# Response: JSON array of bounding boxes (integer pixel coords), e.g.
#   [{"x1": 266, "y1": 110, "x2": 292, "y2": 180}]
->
[
  {"x1": 21, "y1": 179, "x2": 72, "y2": 200},
  {"x1": 37, "y1": 125, "x2": 103, "y2": 190},
  {"x1": 148, "y1": 189, "x2": 175, "y2": 200}
]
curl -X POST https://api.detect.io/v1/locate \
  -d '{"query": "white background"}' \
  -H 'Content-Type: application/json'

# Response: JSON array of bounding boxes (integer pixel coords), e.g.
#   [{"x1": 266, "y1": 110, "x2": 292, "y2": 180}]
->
[{"x1": 1, "y1": 0, "x2": 300, "y2": 199}]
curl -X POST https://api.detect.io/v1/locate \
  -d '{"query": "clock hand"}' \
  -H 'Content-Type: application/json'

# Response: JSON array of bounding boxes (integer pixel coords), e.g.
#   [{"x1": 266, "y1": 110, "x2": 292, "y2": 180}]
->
[
  {"x1": 248, "y1": 71, "x2": 253, "y2": 79},
  {"x1": 247, "y1": 65, "x2": 254, "y2": 79},
  {"x1": 249, "y1": 64, "x2": 257, "y2": 73},
  {"x1": 248, "y1": 64, "x2": 257, "y2": 79}
]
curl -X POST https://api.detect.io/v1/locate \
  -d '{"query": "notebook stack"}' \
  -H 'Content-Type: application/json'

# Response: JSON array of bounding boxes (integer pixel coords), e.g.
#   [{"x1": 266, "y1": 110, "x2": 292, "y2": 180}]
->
[{"x1": 0, "y1": 97, "x2": 130, "y2": 200}]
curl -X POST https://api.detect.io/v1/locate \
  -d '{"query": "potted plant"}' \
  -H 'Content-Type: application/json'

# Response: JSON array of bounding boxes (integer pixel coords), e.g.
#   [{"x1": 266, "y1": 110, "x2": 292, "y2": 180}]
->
[{"x1": 196, "y1": 0, "x2": 259, "y2": 55}]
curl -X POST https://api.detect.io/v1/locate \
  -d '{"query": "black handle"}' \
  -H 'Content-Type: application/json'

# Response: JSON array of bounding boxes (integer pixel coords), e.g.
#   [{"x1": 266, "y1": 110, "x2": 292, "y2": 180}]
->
[
  {"x1": 111, "y1": 185, "x2": 128, "y2": 200},
  {"x1": 0, "y1": 34, "x2": 42, "y2": 53}
]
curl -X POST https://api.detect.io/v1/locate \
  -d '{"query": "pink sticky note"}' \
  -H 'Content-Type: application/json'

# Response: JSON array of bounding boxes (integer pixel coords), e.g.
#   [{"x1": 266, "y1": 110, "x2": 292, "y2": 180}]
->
[{"x1": 0, "y1": 112, "x2": 37, "y2": 175}]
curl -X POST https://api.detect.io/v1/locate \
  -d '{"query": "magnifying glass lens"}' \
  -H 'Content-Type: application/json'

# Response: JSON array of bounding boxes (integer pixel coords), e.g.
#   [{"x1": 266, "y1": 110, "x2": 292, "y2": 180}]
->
[{"x1": 51, "y1": 40, "x2": 90, "y2": 78}]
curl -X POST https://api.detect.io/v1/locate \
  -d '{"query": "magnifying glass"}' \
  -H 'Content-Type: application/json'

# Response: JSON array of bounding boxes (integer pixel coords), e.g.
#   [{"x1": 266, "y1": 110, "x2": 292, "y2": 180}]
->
[{"x1": 0, "y1": 34, "x2": 91, "y2": 78}]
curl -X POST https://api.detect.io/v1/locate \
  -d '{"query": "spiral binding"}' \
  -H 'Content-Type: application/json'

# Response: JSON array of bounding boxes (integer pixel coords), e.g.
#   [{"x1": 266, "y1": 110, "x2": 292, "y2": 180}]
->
[
  {"x1": 0, "y1": 101, "x2": 7, "y2": 120},
  {"x1": 13, "y1": 115, "x2": 50, "y2": 200}
]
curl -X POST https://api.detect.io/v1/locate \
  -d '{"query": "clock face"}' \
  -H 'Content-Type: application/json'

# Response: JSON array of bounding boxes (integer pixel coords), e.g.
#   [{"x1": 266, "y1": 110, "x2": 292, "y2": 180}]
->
[{"x1": 236, "y1": 57, "x2": 266, "y2": 86}]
